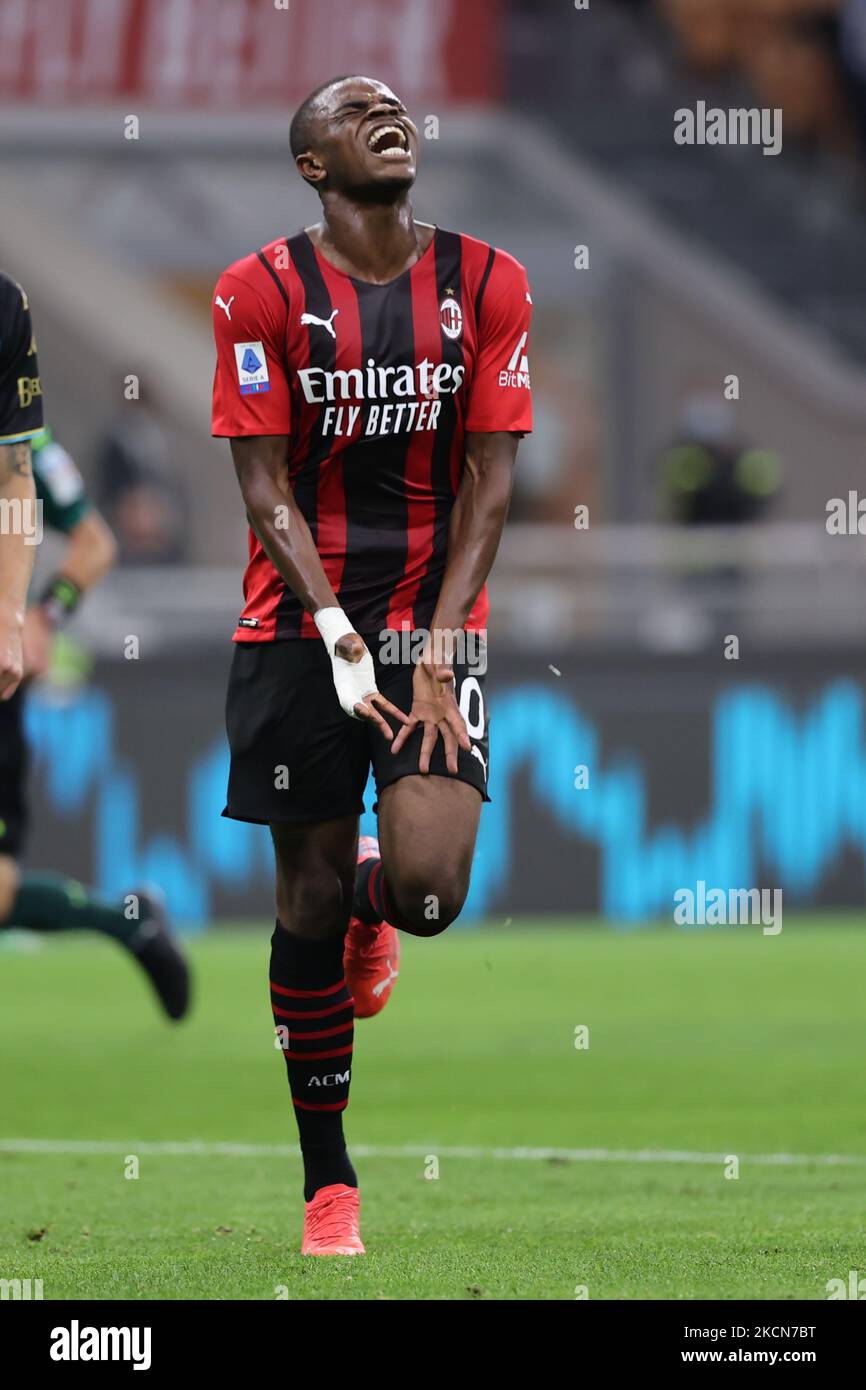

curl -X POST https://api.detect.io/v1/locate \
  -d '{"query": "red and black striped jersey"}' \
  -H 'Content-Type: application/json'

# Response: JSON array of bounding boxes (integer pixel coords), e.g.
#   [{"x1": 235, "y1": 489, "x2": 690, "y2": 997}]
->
[{"x1": 212, "y1": 228, "x2": 532, "y2": 641}]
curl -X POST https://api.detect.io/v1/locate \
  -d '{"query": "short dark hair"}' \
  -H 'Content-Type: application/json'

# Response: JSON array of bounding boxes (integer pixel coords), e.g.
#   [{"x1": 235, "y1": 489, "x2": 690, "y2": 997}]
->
[{"x1": 289, "y1": 75, "x2": 363, "y2": 159}]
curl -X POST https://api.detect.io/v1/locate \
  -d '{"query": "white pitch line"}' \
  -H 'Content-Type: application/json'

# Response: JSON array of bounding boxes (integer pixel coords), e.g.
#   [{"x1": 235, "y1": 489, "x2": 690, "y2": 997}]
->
[{"x1": 1, "y1": 1139, "x2": 865, "y2": 1167}]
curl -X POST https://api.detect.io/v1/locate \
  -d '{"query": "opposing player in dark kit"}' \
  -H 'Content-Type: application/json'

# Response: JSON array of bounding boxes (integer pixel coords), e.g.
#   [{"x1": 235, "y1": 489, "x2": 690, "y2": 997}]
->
[
  {"x1": 0, "y1": 273, "x2": 190, "y2": 1019},
  {"x1": 212, "y1": 75, "x2": 532, "y2": 1253}
]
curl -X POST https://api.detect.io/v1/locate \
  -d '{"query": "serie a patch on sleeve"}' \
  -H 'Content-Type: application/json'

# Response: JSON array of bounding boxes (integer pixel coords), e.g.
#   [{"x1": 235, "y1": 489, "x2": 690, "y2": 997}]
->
[{"x1": 233, "y1": 341, "x2": 270, "y2": 394}]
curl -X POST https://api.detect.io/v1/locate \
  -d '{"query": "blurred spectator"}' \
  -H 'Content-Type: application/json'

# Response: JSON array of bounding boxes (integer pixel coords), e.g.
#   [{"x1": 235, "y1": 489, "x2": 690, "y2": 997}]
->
[
  {"x1": 837, "y1": 0, "x2": 866, "y2": 152},
  {"x1": 659, "y1": 386, "x2": 783, "y2": 525},
  {"x1": 654, "y1": 386, "x2": 784, "y2": 647},
  {"x1": 95, "y1": 383, "x2": 188, "y2": 564},
  {"x1": 658, "y1": 0, "x2": 857, "y2": 153}
]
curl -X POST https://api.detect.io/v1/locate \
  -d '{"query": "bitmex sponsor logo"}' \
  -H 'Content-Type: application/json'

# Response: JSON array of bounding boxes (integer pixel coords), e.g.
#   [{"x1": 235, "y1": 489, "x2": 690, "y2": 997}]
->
[
  {"x1": 50, "y1": 1321, "x2": 152, "y2": 1371},
  {"x1": 499, "y1": 332, "x2": 530, "y2": 389}
]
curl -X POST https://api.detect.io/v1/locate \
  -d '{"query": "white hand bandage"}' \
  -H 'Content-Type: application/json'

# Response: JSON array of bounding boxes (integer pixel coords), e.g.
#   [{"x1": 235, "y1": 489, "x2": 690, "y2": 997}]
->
[{"x1": 313, "y1": 607, "x2": 378, "y2": 720}]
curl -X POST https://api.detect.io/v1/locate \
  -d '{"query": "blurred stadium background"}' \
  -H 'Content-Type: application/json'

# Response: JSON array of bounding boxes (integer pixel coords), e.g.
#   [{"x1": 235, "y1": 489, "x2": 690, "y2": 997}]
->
[{"x1": 2, "y1": 0, "x2": 866, "y2": 928}]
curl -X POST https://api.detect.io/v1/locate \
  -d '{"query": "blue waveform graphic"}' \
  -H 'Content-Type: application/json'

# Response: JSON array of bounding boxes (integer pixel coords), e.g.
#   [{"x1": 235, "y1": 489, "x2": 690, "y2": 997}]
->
[{"x1": 25, "y1": 680, "x2": 866, "y2": 925}]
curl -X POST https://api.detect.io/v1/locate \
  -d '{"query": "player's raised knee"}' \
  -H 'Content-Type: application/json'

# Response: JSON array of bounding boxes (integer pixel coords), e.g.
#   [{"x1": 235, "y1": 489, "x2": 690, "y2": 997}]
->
[{"x1": 389, "y1": 871, "x2": 468, "y2": 937}]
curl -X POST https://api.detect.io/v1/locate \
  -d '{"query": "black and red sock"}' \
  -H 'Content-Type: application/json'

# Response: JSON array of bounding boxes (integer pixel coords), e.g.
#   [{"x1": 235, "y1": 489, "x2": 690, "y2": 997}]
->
[
  {"x1": 353, "y1": 856, "x2": 440, "y2": 937},
  {"x1": 269, "y1": 924, "x2": 357, "y2": 1202},
  {"x1": 352, "y1": 856, "x2": 386, "y2": 925}
]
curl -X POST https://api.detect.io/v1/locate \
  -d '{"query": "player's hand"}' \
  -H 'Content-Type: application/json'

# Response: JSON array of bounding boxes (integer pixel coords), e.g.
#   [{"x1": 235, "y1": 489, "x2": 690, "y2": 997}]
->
[
  {"x1": 390, "y1": 658, "x2": 471, "y2": 774},
  {"x1": 334, "y1": 633, "x2": 410, "y2": 742},
  {"x1": 22, "y1": 606, "x2": 55, "y2": 680},
  {"x1": 0, "y1": 606, "x2": 25, "y2": 701}
]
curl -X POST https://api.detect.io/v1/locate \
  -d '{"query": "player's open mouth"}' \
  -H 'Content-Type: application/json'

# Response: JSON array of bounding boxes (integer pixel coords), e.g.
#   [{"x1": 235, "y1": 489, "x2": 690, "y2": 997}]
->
[{"x1": 367, "y1": 124, "x2": 410, "y2": 159}]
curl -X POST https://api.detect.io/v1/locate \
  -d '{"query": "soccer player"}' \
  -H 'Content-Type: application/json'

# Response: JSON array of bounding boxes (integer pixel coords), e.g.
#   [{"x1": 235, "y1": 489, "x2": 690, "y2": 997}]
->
[
  {"x1": 0, "y1": 272, "x2": 36, "y2": 702},
  {"x1": 212, "y1": 75, "x2": 532, "y2": 1255},
  {"x1": 0, "y1": 273, "x2": 190, "y2": 1019}
]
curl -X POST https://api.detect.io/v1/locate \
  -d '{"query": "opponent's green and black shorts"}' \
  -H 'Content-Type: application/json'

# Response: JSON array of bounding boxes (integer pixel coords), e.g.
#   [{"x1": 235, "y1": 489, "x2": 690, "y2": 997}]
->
[
  {"x1": 224, "y1": 637, "x2": 490, "y2": 825},
  {"x1": 0, "y1": 689, "x2": 28, "y2": 859}
]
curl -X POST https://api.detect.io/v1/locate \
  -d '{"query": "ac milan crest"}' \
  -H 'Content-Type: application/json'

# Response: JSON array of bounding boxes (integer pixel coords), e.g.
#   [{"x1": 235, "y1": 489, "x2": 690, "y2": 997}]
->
[{"x1": 440, "y1": 296, "x2": 463, "y2": 341}]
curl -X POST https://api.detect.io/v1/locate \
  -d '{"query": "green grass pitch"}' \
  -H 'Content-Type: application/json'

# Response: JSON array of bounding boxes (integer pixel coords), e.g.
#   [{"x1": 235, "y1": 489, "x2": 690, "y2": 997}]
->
[{"x1": 1, "y1": 919, "x2": 865, "y2": 1300}]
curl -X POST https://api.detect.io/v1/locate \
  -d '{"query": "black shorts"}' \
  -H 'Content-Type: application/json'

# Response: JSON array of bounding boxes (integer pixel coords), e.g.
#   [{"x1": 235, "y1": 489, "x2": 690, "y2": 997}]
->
[
  {"x1": 0, "y1": 688, "x2": 28, "y2": 859},
  {"x1": 224, "y1": 636, "x2": 490, "y2": 825}
]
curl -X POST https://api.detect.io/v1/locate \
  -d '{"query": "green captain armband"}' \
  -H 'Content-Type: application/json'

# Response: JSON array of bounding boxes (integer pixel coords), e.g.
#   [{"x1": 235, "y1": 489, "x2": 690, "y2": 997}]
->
[{"x1": 39, "y1": 573, "x2": 82, "y2": 629}]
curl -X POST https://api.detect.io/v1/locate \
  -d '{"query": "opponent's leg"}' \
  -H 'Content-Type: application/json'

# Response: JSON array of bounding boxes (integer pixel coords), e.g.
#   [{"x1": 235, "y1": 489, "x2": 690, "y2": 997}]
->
[
  {"x1": 0, "y1": 683, "x2": 188, "y2": 1019},
  {"x1": 0, "y1": 690, "x2": 27, "y2": 924},
  {"x1": 3, "y1": 872, "x2": 190, "y2": 1021},
  {"x1": 371, "y1": 776, "x2": 482, "y2": 936},
  {"x1": 269, "y1": 814, "x2": 365, "y2": 1255}
]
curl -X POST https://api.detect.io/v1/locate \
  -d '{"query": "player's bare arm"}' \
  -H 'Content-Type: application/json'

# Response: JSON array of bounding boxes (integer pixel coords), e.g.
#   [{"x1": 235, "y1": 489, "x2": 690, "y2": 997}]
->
[
  {"x1": 58, "y1": 508, "x2": 117, "y2": 592},
  {"x1": 0, "y1": 440, "x2": 32, "y2": 479},
  {"x1": 391, "y1": 429, "x2": 520, "y2": 773},
  {"x1": 0, "y1": 440, "x2": 36, "y2": 700},
  {"x1": 230, "y1": 434, "x2": 409, "y2": 740}
]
